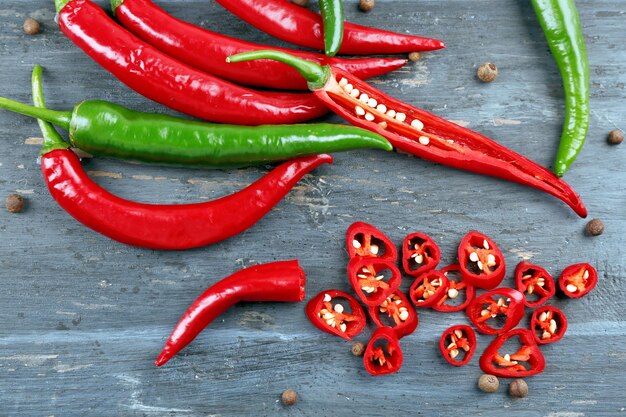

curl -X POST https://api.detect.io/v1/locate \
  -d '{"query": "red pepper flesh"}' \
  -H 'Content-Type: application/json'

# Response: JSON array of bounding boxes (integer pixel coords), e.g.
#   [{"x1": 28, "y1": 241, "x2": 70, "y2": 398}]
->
[
  {"x1": 466, "y1": 288, "x2": 525, "y2": 335},
  {"x1": 439, "y1": 324, "x2": 476, "y2": 367},
  {"x1": 458, "y1": 231, "x2": 506, "y2": 290},
  {"x1": 364, "y1": 327, "x2": 404, "y2": 376},
  {"x1": 558, "y1": 263, "x2": 597, "y2": 298},
  {"x1": 348, "y1": 257, "x2": 402, "y2": 307},
  {"x1": 432, "y1": 264, "x2": 476, "y2": 313},
  {"x1": 305, "y1": 289, "x2": 367, "y2": 340},
  {"x1": 401, "y1": 232, "x2": 441, "y2": 278},
  {"x1": 530, "y1": 305, "x2": 568, "y2": 345},
  {"x1": 480, "y1": 328, "x2": 546, "y2": 378},
  {"x1": 155, "y1": 260, "x2": 306, "y2": 366},
  {"x1": 515, "y1": 261, "x2": 556, "y2": 308},
  {"x1": 346, "y1": 222, "x2": 397, "y2": 261},
  {"x1": 368, "y1": 290, "x2": 418, "y2": 339},
  {"x1": 409, "y1": 270, "x2": 449, "y2": 308}
]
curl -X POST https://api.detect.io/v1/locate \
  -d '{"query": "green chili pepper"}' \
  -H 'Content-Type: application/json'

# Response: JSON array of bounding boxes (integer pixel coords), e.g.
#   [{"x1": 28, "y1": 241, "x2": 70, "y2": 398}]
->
[
  {"x1": 531, "y1": 0, "x2": 589, "y2": 177},
  {"x1": 320, "y1": 0, "x2": 344, "y2": 57}
]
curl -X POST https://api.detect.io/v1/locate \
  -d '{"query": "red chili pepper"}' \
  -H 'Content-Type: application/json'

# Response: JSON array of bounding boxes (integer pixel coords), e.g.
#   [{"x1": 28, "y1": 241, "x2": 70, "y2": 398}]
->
[
  {"x1": 480, "y1": 328, "x2": 546, "y2": 378},
  {"x1": 439, "y1": 325, "x2": 477, "y2": 367},
  {"x1": 530, "y1": 305, "x2": 568, "y2": 345},
  {"x1": 155, "y1": 260, "x2": 306, "y2": 366},
  {"x1": 55, "y1": 0, "x2": 328, "y2": 125},
  {"x1": 213, "y1": 0, "x2": 445, "y2": 55},
  {"x1": 458, "y1": 231, "x2": 506, "y2": 290},
  {"x1": 113, "y1": 0, "x2": 407, "y2": 91},
  {"x1": 466, "y1": 288, "x2": 525, "y2": 335},
  {"x1": 227, "y1": 51, "x2": 587, "y2": 218},
  {"x1": 409, "y1": 270, "x2": 449, "y2": 308},
  {"x1": 515, "y1": 261, "x2": 556, "y2": 308},
  {"x1": 558, "y1": 263, "x2": 597, "y2": 298},
  {"x1": 364, "y1": 327, "x2": 404, "y2": 376},
  {"x1": 432, "y1": 264, "x2": 476, "y2": 313},
  {"x1": 401, "y1": 232, "x2": 441, "y2": 277},
  {"x1": 346, "y1": 222, "x2": 397, "y2": 261},
  {"x1": 305, "y1": 290, "x2": 367, "y2": 340},
  {"x1": 368, "y1": 291, "x2": 418, "y2": 339},
  {"x1": 348, "y1": 257, "x2": 402, "y2": 307},
  {"x1": 44, "y1": 150, "x2": 331, "y2": 249}
]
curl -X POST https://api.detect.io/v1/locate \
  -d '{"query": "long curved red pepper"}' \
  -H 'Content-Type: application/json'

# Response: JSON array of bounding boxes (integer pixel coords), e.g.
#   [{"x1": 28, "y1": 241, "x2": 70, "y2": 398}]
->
[
  {"x1": 213, "y1": 0, "x2": 445, "y2": 55},
  {"x1": 43, "y1": 150, "x2": 332, "y2": 249},
  {"x1": 113, "y1": 0, "x2": 407, "y2": 91},
  {"x1": 155, "y1": 260, "x2": 306, "y2": 366},
  {"x1": 55, "y1": 0, "x2": 328, "y2": 125}
]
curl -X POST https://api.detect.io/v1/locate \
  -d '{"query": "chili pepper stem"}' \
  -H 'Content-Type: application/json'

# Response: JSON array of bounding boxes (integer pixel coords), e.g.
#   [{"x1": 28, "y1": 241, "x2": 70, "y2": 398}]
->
[
  {"x1": 55, "y1": 0, "x2": 71, "y2": 12},
  {"x1": 110, "y1": 0, "x2": 123, "y2": 13},
  {"x1": 0, "y1": 97, "x2": 72, "y2": 132},
  {"x1": 31, "y1": 65, "x2": 69, "y2": 154}
]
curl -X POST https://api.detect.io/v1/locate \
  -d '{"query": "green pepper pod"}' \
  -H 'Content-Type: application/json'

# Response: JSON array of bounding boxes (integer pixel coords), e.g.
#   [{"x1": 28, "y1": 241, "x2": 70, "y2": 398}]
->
[
  {"x1": 531, "y1": 0, "x2": 589, "y2": 177},
  {"x1": 319, "y1": 0, "x2": 344, "y2": 57}
]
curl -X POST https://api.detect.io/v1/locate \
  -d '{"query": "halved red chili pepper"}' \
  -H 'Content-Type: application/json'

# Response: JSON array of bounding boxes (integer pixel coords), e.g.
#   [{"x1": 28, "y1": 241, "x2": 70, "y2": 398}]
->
[
  {"x1": 305, "y1": 290, "x2": 366, "y2": 340},
  {"x1": 466, "y1": 288, "x2": 525, "y2": 335},
  {"x1": 364, "y1": 327, "x2": 404, "y2": 376},
  {"x1": 348, "y1": 257, "x2": 402, "y2": 307},
  {"x1": 409, "y1": 270, "x2": 449, "y2": 308},
  {"x1": 515, "y1": 261, "x2": 556, "y2": 308},
  {"x1": 401, "y1": 232, "x2": 441, "y2": 277},
  {"x1": 530, "y1": 305, "x2": 568, "y2": 345},
  {"x1": 439, "y1": 325, "x2": 477, "y2": 367},
  {"x1": 558, "y1": 263, "x2": 597, "y2": 298},
  {"x1": 433, "y1": 264, "x2": 476, "y2": 313},
  {"x1": 346, "y1": 222, "x2": 397, "y2": 261},
  {"x1": 458, "y1": 231, "x2": 506, "y2": 290},
  {"x1": 480, "y1": 328, "x2": 546, "y2": 378},
  {"x1": 227, "y1": 51, "x2": 587, "y2": 218},
  {"x1": 368, "y1": 291, "x2": 418, "y2": 339}
]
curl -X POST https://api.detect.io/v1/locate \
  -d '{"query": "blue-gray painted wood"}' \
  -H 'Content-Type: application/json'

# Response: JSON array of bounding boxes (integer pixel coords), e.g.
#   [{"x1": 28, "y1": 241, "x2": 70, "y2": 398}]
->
[{"x1": 0, "y1": 1, "x2": 624, "y2": 416}]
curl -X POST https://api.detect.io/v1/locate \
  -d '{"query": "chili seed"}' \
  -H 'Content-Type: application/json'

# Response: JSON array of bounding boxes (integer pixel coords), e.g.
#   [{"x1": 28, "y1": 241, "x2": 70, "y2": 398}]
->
[
  {"x1": 585, "y1": 218, "x2": 605, "y2": 236},
  {"x1": 478, "y1": 374, "x2": 499, "y2": 393},
  {"x1": 509, "y1": 379, "x2": 529, "y2": 398},
  {"x1": 23, "y1": 18, "x2": 40, "y2": 35},
  {"x1": 608, "y1": 129, "x2": 624, "y2": 145},
  {"x1": 5, "y1": 193, "x2": 25, "y2": 213},
  {"x1": 289, "y1": 0, "x2": 309, "y2": 6},
  {"x1": 351, "y1": 341, "x2": 365, "y2": 356},
  {"x1": 477, "y1": 63, "x2": 498, "y2": 83},
  {"x1": 358, "y1": 0, "x2": 375, "y2": 12},
  {"x1": 408, "y1": 52, "x2": 421, "y2": 62},
  {"x1": 411, "y1": 119, "x2": 424, "y2": 130},
  {"x1": 281, "y1": 389, "x2": 298, "y2": 406}
]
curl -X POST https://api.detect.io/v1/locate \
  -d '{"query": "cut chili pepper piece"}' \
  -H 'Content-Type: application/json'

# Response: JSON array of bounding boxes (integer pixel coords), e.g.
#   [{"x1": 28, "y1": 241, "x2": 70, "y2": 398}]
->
[
  {"x1": 409, "y1": 270, "x2": 449, "y2": 308},
  {"x1": 305, "y1": 290, "x2": 366, "y2": 340},
  {"x1": 364, "y1": 327, "x2": 404, "y2": 376},
  {"x1": 433, "y1": 264, "x2": 476, "y2": 313},
  {"x1": 439, "y1": 325, "x2": 476, "y2": 367},
  {"x1": 515, "y1": 261, "x2": 556, "y2": 308},
  {"x1": 348, "y1": 257, "x2": 402, "y2": 307},
  {"x1": 480, "y1": 328, "x2": 546, "y2": 378},
  {"x1": 530, "y1": 305, "x2": 568, "y2": 345},
  {"x1": 368, "y1": 291, "x2": 418, "y2": 339},
  {"x1": 466, "y1": 288, "x2": 525, "y2": 335},
  {"x1": 346, "y1": 222, "x2": 397, "y2": 261},
  {"x1": 558, "y1": 263, "x2": 597, "y2": 298},
  {"x1": 458, "y1": 231, "x2": 506, "y2": 290},
  {"x1": 401, "y1": 232, "x2": 441, "y2": 277}
]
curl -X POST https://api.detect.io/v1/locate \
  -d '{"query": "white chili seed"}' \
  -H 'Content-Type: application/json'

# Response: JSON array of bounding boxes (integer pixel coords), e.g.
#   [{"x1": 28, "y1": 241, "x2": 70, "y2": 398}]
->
[
  {"x1": 365, "y1": 113, "x2": 375, "y2": 122},
  {"x1": 334, "y1": 304, "x2": 344, "y2": 313},
  {"x1": 323, "y1": 293, "x2": 331, "y2": 302},
  {"x1": 355, "y1": 106, "x2": 366, "y2": 116},
  {"x1": 395, "y1": 112, "x2": 406, "y2": 122},
  {"x1": 386, "y1": 109, "x2": 396, "y2": 118},
  {"x1": 448, "y1": 288, "x2": 459, "y2": 299},
  {"x1": 399, "y1": 310, "x2": 409, "y2": 321},
  {"x1": 481, "y1": 309, "x2": 490, "y2": 317},
  {"x1": 469, "y1": 252, "x2": 479, "y2": 262},
  {"x1": 339, "y1": 77, "x2": 348, "y2": 87},
  {"x1": 483, "y1": 239, "x2": 490, "y2": 250},
  {"x1": 375, "y1": 274, "x2": 385, "y2": 281},
  {"x1": 350, "y1": 89, "x2": 360, "y2": 98},
  {"x1": 504, "y1": 354, "x2": 511, "y2": 362},
  {"x1": 583, "y1": 270, "x2": 589, "y2": 280},
  {"x1": 450, "y1": 349, "x2": 459, "y2": 359},
  {"x1": 549, "y1": 319, "x2": 557, "y2": 333},
  {"x1": 411, "y1": 119, "x2": 424, "y2": 130},
  {"x1": 359, "y1": 93, "x2": 369, "y2": 103},
  {"x1": 522, "y1": 274, "x2": 532, "y2": 280},
  {"x1": 357, "y1": 274, "x2": 368, "y2": 279},
  {"x1": 542, "y1": 331, "x2": 551, "y2": 339},
  {"x1": 344, "y1": 83, "x2": 354, "y2": 93},
  {"x1": 527, "y1": 285, "x2": 535, "y2": 294},
  {"x1": 566, "y1": 284, "x2": 578, "y2": 293},
  {"x1": 325, "y1": 318, "x2": 335, "y2": 325},
  {"x1": 370, "y1": 244, "x2": 379, "y2": 255},
  {"x1": 454, "y1": 329, "x2": 463, "y2": 339},
  {"x1": 378, "y1": 121, "x2": 388, "y2": 129},
  {"x1": 367, "y1": 98, "x2": 378, "y2": 108},
  {"x1": 447, "y1": 342, "x2": 457, "y2": 350},
  {"x1": 340, "y1": 323, "x2": 347, "y2": 332},
  {"x1": 376, "y1": 104, "x2": 387, "y2": 113},
  {"x1": 539, "y1": 311, "x2": 548, "y2": 322},
  {"x1": 418, "y1": 136, "x2": 430, "y2": 145},
  {"x1": 477, "y1": 261, "x2": 484, "y2": 271},
  {"x1": 415, "y1": 254, "x2": 424, "y2": 264},
  {"x1": 352, "y1": 239, "x2": 362, "y2": 249},
  {"x1": 487, "y1": 254, "x2": 496, "y2": 266}
]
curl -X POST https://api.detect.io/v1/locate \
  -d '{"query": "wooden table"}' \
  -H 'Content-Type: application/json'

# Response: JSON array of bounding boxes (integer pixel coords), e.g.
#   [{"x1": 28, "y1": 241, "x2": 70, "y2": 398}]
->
[{"x1": 1, "y1": 1, "x2": 624, "y2": 415}]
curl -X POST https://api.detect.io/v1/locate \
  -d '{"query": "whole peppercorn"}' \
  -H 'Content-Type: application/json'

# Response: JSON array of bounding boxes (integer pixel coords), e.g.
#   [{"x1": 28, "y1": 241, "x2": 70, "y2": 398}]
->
[
  {"x1": 585, "y1": 218, "x2": 605, "y2": 236},
  {"x1": 351, "y1": 341, "x2": 365, "y2": 356},
  {"x1": 23, "y1": 18, "x2": 40, "y2": 35},
  {"x1": 478, "y1": 374, "x2": 499, "y2": 393},
  {"x1": 281, "y1": 389, "x2": 298, "y2": 406},
  {"x1": 359, "y1": 0, "x2": 375, "y2": 13},
  {"x1": 509, "y1": 379, "x2": 529, "y2": 398},
  {"x1": 608, "y1": 129, "x2": 624, "y2": 145},
  {"x1": 5, "y1": 194, "x2": 25, "y2": 213},
  {"x1": 289, "y1": 0, "x2": 309, "y2": 6},
  {"x1": 408, "y1": 52, "x2": 421, "y2": 62},
  {"x1": 477, "y1": 63, "x2": 498, "y2": 83}
]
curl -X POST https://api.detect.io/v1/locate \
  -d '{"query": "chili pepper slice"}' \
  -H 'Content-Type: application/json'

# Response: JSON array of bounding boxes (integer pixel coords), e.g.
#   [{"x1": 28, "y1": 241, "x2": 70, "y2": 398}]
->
[
  {"x1": 319, "y1": 0, "x2": 344, "y2": 57},
  {"x1": 558, "y1": 263, "x2": 597, "y2": 298},
  {"x1": 112, "y1": 0, "x2": 407, "y2": 91},
  {"x1": 226, "y1": 51, "x2": 587, "y2": 218},
  {"x1": 531, "y1": 0, "x2": 589, "y2": 177},
  {"x1": 368, "y1": 291, "x2": 418, "y2": 339},
  {"x1": 54, "y1": 0, "x2": 328, "y2": 125},
  {"x1": 432, "y1": 264, "x2": 476, "y2": 313},
  {"x1": 466, "y1": 288, "x2": 525, "y2": 335},
  {"x1": 305, "y1": 290, "x2": 366, "y2": 340},
  {"x1": 213, "y1": 0, "x2": 445, "y2": 55},
  {"x1": 364, "y1": 327, "x2": 404, "y2": 376},
  {"x1": 515, "y1": 261, "x2": 556, "y2": 308},
  {"x1": 530, "y1": 305, "x2": 568, "y2": 345},
  {"x1": 155, "y1": 260, "x2": 306, "y2": 366},
  {"x1": 439, "y1": 325, "x2": 476, "y2": 367},
  {"x1": 348, "y1": 257, "x2": 402, "y2": 307},
  {"x1": 346, "y1": 222, "x2": 397, "y2": 261},
  {"x1": 401, "y1": 232, "x2": 441, "y2": 278},
  {"x1": 458, "y1": 231, "x2": 506, "y2": 290},
  {"x1": 480, "y1": 328, "x2": 546, "y2": 378},
  {"x1": 409, "y1": 270, "x2": 448, "y2": 308}
]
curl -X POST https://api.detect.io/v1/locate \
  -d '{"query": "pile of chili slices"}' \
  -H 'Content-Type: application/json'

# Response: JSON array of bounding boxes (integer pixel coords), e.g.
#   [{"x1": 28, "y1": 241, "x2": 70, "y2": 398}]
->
[{"x1": 306, "y1": 222, "x2": 597, "y2": 377}]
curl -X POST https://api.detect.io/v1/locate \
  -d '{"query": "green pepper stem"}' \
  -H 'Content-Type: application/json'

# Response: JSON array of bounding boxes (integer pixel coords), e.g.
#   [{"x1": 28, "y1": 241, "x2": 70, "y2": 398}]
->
[
  {"x1": 31, "y1": 65, "x2": 69, "y2": 154},
  {"x1": 110, "y1": 0, "x2": 124, "y2": 14},
  {"x1": 0, "y1": 97, "x2": 71, "y2": 131},
  {"x1": 54, "y1": 0, "x2": 71, "y2": 12},
  {"x1": 227, "y1": 50, "x2": 331, "y2": 91}
]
